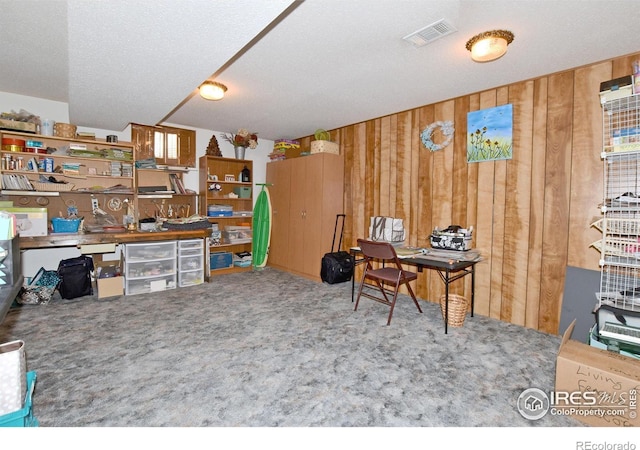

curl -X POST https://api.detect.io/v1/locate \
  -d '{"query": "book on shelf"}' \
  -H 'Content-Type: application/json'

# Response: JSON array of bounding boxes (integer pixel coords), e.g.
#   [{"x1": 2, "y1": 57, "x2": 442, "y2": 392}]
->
[{"x1": 169, "y1": 173, "x2": 187, "y2": 194}]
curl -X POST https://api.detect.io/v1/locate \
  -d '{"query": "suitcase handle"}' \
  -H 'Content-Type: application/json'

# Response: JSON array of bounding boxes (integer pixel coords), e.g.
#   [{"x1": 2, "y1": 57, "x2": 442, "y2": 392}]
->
[{"x1": 331, "y1": 214, "x2": 346, "y2": 252}]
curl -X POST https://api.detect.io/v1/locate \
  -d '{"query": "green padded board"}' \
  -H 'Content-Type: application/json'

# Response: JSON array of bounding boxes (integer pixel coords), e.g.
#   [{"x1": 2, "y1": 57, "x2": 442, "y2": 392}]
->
[{"x1": 252, "y1": 185, "x2": 272, "y2": 268}]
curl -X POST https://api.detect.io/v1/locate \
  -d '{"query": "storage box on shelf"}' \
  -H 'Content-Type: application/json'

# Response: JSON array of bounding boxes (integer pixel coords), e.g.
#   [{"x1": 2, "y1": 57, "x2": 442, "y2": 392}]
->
[
  {"x1": 124, "y1": 241, "x2": 176, "y2": 295},
  {"x1": 0, "y1": 130, "x2": 136, "y2": 229},
  {"x1": 199, "y1": 156, "x2": 253, "y2": 275}
]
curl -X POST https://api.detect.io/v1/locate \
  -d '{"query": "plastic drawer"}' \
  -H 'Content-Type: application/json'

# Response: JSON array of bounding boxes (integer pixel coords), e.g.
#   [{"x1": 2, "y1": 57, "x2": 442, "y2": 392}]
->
[
  {"x1": 179, "y1": 255, "x2": 203, "y2": 271},
  {"x1": 127, "y1": 259, "x2": 176, "y2": 279},
  {"x1": 178, "y1": 270, "x2": 204, "y2": 287},
  {"x1": 126, "y1": 241, "x2": 176, "y2": 261},
  {"x1": 179, "y1": 248, "x2": 203, "y2": 257},
  {"x1": 125, "y1": 274, "x2": 176, "y2": 295},
  {"x1": 178, "y1": 239, "x2": 204, "y2": 250}
]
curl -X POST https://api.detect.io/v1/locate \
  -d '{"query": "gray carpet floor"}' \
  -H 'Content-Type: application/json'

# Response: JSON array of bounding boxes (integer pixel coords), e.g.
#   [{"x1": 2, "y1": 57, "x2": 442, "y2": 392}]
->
[{"x1": 0, "y1": 267, "x2": 582, "y2": 427}]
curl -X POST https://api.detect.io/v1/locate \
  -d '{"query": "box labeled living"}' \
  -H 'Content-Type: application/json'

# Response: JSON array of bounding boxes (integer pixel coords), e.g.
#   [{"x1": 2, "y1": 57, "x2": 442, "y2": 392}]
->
[
  {"x1": 0, "y1": 208, "x2": 47, "y2": 236},
  {"x1": 555, "y1": 320, "x2": 640, "y2": 427}
]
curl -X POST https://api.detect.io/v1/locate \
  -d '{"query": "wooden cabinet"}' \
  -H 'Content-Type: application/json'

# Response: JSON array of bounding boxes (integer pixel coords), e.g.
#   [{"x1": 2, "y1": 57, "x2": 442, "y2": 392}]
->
[
  {"x1": 199, "y1": 155, "x2": 253, "y2": 276},
  {"x1": 131, "y1": 123, "x2": 196, "y2": 168},
  {"x1": 266, "y1": 153, "x2": 344, "y2": 282}
]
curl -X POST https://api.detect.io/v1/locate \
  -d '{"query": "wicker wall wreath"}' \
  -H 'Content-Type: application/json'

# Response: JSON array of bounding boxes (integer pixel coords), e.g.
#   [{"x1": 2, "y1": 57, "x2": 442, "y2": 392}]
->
[{"x1": 421, "y1": 120, "x2": 455, "y2": 152}]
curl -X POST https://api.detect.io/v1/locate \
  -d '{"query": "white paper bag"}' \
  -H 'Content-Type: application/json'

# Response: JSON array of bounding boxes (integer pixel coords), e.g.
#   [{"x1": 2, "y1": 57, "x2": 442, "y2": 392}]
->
[
  {"x1": 369, "y1": 216, "x2": 405, "y2": 243},
  {"x1": 0, "y1": 340, "x2": 26, "y2": 415}
]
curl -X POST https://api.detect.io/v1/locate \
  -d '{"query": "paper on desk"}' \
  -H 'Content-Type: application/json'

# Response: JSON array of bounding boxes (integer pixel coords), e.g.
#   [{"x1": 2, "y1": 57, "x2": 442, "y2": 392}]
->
[
  {"x1": 418, "y1": 248, "x2": 482, "y2": 262},
  {"x1": 396, "y1": 246, "x2": 428, "y2": 258}
]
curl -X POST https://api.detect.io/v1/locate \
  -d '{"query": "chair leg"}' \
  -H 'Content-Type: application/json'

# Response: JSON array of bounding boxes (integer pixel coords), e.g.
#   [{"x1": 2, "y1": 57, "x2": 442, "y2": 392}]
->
[
  {"x1": 405, "y1": 282, "x2": 423, "y2": 313},
  {"x1": 354, "y1": 269, "x2": 367, "y2": 311},
  {"x1": 386, "y1": 289, "x2": 400, "y2": 325}
]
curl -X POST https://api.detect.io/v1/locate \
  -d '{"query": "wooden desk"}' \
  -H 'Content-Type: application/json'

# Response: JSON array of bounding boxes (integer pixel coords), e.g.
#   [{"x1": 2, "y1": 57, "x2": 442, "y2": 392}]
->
[
  {"x1": 350, "y1": 247, "x2": 480, "y2": 334},
  {"x1": 18, "y1": 229, "x2": 211, "y2": 249}
]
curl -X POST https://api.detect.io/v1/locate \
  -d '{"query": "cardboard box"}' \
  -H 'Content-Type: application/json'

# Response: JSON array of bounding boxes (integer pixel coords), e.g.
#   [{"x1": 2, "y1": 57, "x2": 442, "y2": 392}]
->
[
  {"x1": 94, "y1": 262, "x2": 123, "y2": 299},
  {"x1": 555, "y1": 320, "x2": 640, "y2": 427},
  {"x1": 0, "y1": 207, "x2": 48, "y2": 236}
]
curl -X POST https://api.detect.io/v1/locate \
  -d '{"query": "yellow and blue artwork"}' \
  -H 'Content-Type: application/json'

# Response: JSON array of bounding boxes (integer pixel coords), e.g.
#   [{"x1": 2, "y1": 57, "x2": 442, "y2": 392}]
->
[{"x1": 467, "y1": 104, "x2": 513, "y2": 163}]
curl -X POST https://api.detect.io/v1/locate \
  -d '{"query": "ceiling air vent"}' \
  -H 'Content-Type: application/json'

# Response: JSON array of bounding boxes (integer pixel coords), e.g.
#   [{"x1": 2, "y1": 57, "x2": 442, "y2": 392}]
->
[{"x1": 402, "y1": 19, "x2": 457, "y2": 47}]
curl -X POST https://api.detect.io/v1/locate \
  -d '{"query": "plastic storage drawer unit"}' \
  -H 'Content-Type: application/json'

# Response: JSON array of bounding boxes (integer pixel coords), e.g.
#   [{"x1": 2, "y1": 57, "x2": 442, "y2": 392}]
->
[
  {"x1": 178, "y1": 239, "x2": 204, "y2": 287},
  {"x1": 124, "y1": 241, "x2": 177, "y2": 295}
]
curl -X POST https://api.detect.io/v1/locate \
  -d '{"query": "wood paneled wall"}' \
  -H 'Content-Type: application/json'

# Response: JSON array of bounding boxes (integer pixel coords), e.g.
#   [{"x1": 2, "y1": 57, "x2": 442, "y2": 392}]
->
[{"x1": 298, "y1": 51, "x2": 640, "y2": 335}]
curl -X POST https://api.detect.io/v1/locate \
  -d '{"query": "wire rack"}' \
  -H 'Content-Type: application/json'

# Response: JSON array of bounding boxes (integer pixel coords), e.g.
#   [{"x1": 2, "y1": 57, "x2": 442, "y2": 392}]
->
[{"x1": 597, "y1": 95, "x2": 640, "y2": 312}]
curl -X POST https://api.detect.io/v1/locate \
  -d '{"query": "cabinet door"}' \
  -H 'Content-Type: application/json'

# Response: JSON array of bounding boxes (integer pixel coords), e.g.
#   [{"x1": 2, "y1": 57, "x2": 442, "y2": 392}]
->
[
  {"x1": 131, "y1": 124, "x2": 154, "y2": 161},
  {"x1": 177, "y1": 128, "x2": 196, "y2": 167},
  {"x1": 300, "y1": 157, "x2": 325, "y2": 278},
  {"x1": 266, "y1": 159, "x2": 292, "y2": 269},
  {"x1": 287, "y1": 158, "x2": 307, "y2": 272}
]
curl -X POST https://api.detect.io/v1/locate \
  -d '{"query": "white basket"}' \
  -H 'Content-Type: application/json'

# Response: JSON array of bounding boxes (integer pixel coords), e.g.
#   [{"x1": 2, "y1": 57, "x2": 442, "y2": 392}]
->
[
  {"x1": 310, "y1": 140, "x2": 339, "y2": 154},
  {"x1": 0, "y1": 340, "x2": 26, "y2": 416}
]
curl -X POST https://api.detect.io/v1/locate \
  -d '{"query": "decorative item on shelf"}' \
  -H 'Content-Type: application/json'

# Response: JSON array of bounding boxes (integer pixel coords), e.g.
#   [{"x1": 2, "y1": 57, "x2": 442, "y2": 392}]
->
[
  {"x1": 310, "y1": 129, "x2": 339, "y2": 154},
  {"x1": 206, "y1": 134, "x2": 222, "y2": 156},
  {"x1": 209, "y1": 182, "x2": 222, "y2": 197},
  {"x1": 240, "y1": 165, "x2": 251, "y2": 182},
  {"x1": 53, "y1": 122, "x2": 77, "y2": 138},
  {"x1": 224, "y1": 128, "x2": 258, "y2": 159},
  {"x1": 421, "y1": 120, "x2": 455, "y2": 152}
]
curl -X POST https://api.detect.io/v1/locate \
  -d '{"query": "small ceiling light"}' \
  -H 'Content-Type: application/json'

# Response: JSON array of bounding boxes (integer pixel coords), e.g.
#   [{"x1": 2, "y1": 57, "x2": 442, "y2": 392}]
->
[
  {"x1": 465, "y1": 30, "x2": 514, "y2": 62},
  {"x1": 199, "y1": 81, "x2": 227, "y2": 100}
]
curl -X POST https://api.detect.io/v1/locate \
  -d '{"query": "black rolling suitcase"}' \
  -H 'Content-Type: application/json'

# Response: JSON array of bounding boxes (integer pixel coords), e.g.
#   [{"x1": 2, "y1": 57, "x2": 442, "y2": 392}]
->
[{"x1": 321, "y1": 214, "x2": 354, "y2": 284}]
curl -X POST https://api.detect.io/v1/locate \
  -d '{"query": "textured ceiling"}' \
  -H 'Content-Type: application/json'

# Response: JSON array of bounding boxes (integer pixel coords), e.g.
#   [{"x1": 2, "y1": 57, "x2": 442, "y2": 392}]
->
[{"x1": 1, "y1": 0, "x2": 639, "y2": 141}]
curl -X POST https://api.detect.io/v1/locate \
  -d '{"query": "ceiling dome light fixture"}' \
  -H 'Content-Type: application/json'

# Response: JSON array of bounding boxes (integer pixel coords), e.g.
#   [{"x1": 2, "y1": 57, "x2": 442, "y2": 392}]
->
[
  {"x1": 199, "y1": 81, "x2": 228, "y2": 100},
  {"x1": 465, "y1": 30, "x2": 514, "y2": 62}
]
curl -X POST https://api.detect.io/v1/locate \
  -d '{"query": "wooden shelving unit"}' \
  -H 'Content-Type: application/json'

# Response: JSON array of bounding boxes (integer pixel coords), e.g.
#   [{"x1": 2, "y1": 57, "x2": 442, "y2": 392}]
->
[{"x1": 199, "y1": 155, "x2": 253, "y2": 276}]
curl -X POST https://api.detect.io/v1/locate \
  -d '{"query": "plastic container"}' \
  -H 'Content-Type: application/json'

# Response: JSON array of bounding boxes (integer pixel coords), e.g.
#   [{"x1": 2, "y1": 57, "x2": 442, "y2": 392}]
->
[
  {"x1": 232, "y1": 187, "x2": 252, "y2": 198},
  {"x1": 207, "y1": 204, "x2": 233, "y2": 217},
  {"x1": 210, "y1": 251, "x2": 233, "y2": 270},
  {"x1": 51, "y1": 217, "x2": 81, "y2": 233},
  {"x1": 0, "y1": 371, "x2": 38, "y2": 427},
  {"x1": 1, "y1": 138, "x2": 25, "y2": 152}
]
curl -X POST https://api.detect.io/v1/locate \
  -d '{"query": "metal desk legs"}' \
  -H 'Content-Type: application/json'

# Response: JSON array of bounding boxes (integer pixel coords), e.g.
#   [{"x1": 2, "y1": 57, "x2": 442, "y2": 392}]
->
[{"x1": 438, "y1": 264, "x2": 475, "y2": 334}]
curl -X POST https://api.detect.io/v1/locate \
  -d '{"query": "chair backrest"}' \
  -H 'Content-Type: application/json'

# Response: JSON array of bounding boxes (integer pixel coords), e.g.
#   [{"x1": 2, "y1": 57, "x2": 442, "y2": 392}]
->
[{"x1": 357, "y1": 238, "x2": 398, "y2": 262}]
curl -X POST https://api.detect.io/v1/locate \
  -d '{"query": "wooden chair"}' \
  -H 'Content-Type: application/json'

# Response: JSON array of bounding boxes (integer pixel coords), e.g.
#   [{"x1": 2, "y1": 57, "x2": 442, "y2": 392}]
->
[{"x1": 354, "y1": 239, "x2": 423, "y2": 325}]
